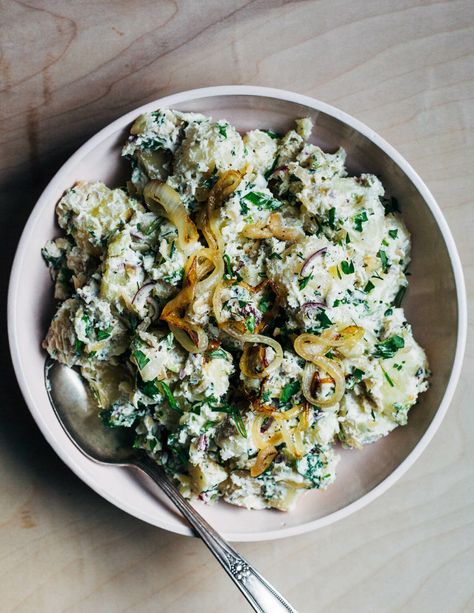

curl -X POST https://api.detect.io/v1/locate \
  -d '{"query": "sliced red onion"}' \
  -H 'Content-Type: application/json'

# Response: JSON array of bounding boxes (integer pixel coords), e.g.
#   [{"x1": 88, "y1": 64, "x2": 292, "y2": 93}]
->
[
  {"x1": 196, "y1": 434, "x2": 208, "y2": 451},
  {"x1": 300, "y1": 247, "x2": 327, "y2": 276},
  {"x1": 240, "y1": 303, "x2": 261, "y2": 322},
  {"x1": 261, "y1": 416, "x2": 273, "y2": 433},
  {"x1": 131, "y1": 282, "x2": 155, "y2": 305},
  {"x1": 300, "y1": 301, "x2": 327, "y2": 316}
]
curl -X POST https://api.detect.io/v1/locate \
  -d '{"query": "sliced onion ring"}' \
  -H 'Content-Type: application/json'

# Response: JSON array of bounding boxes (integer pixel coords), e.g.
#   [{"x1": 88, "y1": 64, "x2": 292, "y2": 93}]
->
[
  {"x1": 251, "y1": 414, "x2": 268, "y2": 450},
  {"x1": 187, "y1": 247, "x2": 224, "y2": 294},
  {"x1": 250, "y1": 445, "x2": 278, "y2": 477},
  {"x1": 160, "y1": 256, "x2": 208, "y2": 353},
  {"x1": 300, "y1": 247, "x2": 327, "y2": 276},
  {"x1": 238, "y1": 334, "x2": 283, "y2": 379},
  {"x1": 273, "y1": 404, "x2": 304, "y2": 421},
  {"x1": 301, "y1": 357, "x2": 345, "y2": 408},
  {"x1": 200, "y1": 170, "x2": 244, "y2": 251},
  {"x1": 294, "y1": 333, "x2": 327, "y2": 362},
  {"x1": 143, "y1": 181, "x2": 199, "y2": 254},
  {"x1": 324, "y1": 325, "x2": 364, "y2": 347}
]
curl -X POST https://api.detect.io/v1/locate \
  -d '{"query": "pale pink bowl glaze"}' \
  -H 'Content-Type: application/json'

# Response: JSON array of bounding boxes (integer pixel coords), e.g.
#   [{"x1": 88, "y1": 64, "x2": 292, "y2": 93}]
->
[{"x1": 8, "y1": 86, "x2": 467, "y2": 541}]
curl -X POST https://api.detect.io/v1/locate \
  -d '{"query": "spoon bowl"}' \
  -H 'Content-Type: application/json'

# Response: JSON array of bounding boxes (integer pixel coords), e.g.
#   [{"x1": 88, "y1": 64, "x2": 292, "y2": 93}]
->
[{"x1": 46, "y1": 360, "x2": 135, "y2": 464}]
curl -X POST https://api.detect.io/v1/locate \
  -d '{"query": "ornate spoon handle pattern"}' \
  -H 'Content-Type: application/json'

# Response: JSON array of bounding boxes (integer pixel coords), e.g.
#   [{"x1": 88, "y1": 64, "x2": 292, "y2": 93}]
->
[{"x1": 136, "y1": 456, "x2": 297, "y2": 613}]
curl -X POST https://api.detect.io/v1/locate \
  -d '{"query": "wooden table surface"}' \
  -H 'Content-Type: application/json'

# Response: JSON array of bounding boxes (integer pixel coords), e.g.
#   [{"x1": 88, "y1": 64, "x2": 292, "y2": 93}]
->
[{"x1": 1, "y1": 1, "x2": 473, "y2": 611}]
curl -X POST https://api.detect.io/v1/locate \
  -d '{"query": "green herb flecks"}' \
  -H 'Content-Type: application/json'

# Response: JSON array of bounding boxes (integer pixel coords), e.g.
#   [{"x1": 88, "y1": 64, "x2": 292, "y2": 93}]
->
[
  {"x1": 258, "y1": 295, "x2": 272, "y2": 314},
  {"x1": 328, "y1": 207, "x2": 336, "y2": 229},
  {"x1": 133, "y1": 350, "x2": 150, "y2": 370},
  {"x1": 340, "y1": 260, "x2": 355, "y2": 275},
  {"x1": 157, "y1": 380, "x2": 181, "y2": 413},
  {"x1": 223, "y1": 253, "x2": 233, "y2": 278},
  {"x1": 211, "y1": 403, "x2": 247, "y2": 438},
  {"x1": 263, "y1": 129, "x2": 281, "y2": 139},
  {"x1": 279, "y1": 380, "x2": 301, "y2": 407},
  {"x1": 353, "y1": 210, "x2": 368, "y2": 232},
  {"x1": 364, "y1": 280, "x2": 375, "y2": 293},
  {"x1": 378, "y1": 249, "x2": 389, "y2": 272},
  {"x1": 373, "y1": 335, "x2": 405, "y2": 359},
  {"x1": 308, "y1": 308, "x2": 333, "y2": 334},
  {"x1": 298, "y1": 274, "x2": 313, "y2": 290},
  {"x1": 245, "y1": 313, "x2": 256, "y2": 333},
  {"x1": 169, "y1": 240, "x2": 176, "y2": 258},
  {"x1": 242, "y1": 191, "x2": 282, "y2": 211},
  {"x1": 264, "y1": 155, "x2": 279, "y2": 179},
  {"x1": 207, "y1": 348, "x2": 228, "y2": 359},
  {"x1": 382, "y1": 367, "x2": 395, "y2": 387},
  {"x1": 96, "y1": 326, "x2": 113, "y2": 341}
]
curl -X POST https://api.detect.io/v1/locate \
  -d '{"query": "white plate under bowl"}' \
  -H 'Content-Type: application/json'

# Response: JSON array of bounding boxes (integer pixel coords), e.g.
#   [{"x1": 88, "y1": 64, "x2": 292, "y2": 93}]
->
[{"x1": 8, "y1": 86, "x2": 467, "y2": 541}]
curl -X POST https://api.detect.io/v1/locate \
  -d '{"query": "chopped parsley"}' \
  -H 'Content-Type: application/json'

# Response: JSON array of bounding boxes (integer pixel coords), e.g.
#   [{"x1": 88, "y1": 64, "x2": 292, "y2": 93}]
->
[
  {"x1": 340, "y1": 260, "x2": 355, "y2": 275},
  {"x1": 298, "y1": 274, "x2": 313, "y2": 290},
  {"x1": 328, "y1": 207, "x2": 336, "y2": 229},
  {"x1": 258, "y1": 295, "x2": 272, "y2": 314},
  {"x1": 142, "y1": 218, "x2": 161, "y2": 235},
  {"x1": 207, "y1": 348, "x2": 228, "y2": 359},
  {"x1": 388, "y1": 229, "x2": 398, "y2": 239},
  {"x1": 223, "y1": 253, "x2": 233, "y2": 278},
  {"x1": 345, "y1": 367, "x2": 365, "y2": 390},
  {"x1": 353, "y1": 210, "x2": 368, "y2": 232},
  {"x1": 81, "y1": 314, "x2": 93, "y2": 339},
  {"x1": 240, "y1": 199, "x2": 249, "y2": 215},
  {"x1": 373, "y1": 335, "x2": 405, "y2": 359},
  {"x1": 263, "y1": 129, "x2": 280, "y2": 139},
  {"x1": 382, "y1": 368, "x2": 395, "y2": 387},
  {"x1": 138, "y1": 377, "x2": 160, "y2": 398},
  {"x1": 245, "y1": 313, "x2": 256, "y2": 333},
  {"x1": 264, "y1": 155, "x2": 279, "y2": 179},
  {"x1": 211, "y1": 403, "x2": 247, "y2": 438},
  {"x1": 96, "y1": 326, "x2": 113, "y2": 341},
  {"x1": 308, "y1": 308, "x2": 333, "y2": 333},
  {"x1": 377, "y1": 249, "x2": 389, "y2": 272},
  {"x1": 133, "y1": 350, "x2": 150, "y2": 370},
  {"x1": 157, "y1": 380, "x2": 181, "y2": 413},
  {"x1": 242, "y1": 191, "x2": 282, "y2": 211},
  {"x1": 279, "y1": 380, "x2": 301, "y2": 407},
  {"x1": 217, "y1": 124, "x2": 227, "y2": 138},
  {"x1": 364, "y1": 280, "x2": 375, "y2": 293}
]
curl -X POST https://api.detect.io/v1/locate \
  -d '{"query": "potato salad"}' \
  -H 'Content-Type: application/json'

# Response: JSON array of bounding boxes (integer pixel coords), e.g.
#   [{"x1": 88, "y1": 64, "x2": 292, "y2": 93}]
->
[{"x1": 42, "y1": 109, "x2": 429, "y2": 511}]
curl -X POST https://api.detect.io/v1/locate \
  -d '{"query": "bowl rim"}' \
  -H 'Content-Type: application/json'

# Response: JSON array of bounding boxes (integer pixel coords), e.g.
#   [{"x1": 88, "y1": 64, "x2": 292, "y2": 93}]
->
[{"x1": 8, "y1": 85, "x2": 467, "y2": 541}]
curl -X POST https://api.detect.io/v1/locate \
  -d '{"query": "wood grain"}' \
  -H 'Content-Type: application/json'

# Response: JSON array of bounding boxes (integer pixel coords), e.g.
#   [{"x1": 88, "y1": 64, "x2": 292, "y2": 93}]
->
[{"x1": 1, "y1": 1, "x2": 473, "y2": 611}]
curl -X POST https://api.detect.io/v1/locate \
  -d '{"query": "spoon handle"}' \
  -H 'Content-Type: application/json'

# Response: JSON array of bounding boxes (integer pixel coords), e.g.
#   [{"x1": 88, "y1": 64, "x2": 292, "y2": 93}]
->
[{"x1": 135, "y1": 456, "x2": 297, "y2": 613}]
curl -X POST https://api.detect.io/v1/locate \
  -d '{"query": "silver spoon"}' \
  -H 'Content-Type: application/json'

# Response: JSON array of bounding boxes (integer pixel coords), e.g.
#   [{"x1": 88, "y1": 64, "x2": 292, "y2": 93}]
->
[{"x1": 45, "y1": 360, "x2": 296, "y2": 613}]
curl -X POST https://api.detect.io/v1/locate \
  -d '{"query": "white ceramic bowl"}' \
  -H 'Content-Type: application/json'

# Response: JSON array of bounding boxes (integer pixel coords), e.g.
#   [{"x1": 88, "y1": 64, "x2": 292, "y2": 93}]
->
[{"x1": 8, "y1": 86, "x2": 467, "y2": 541}]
